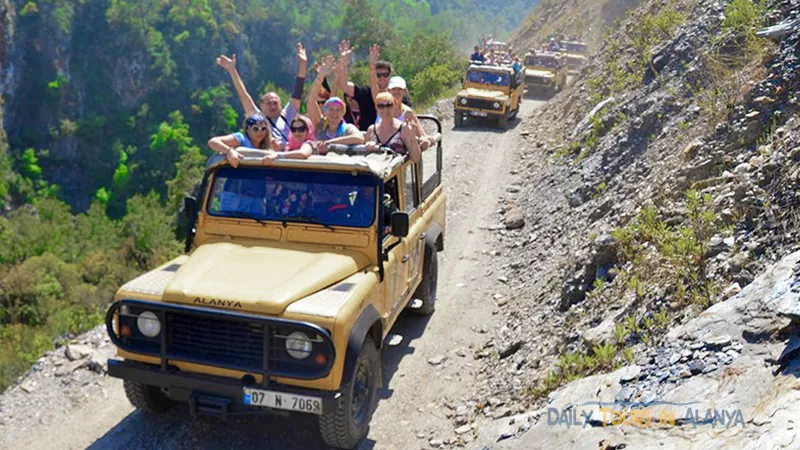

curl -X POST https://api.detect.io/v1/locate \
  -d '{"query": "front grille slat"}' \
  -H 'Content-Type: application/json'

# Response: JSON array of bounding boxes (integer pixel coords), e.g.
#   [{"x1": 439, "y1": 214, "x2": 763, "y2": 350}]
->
[
  {"x1": 465, "y1": 98, "x2": 498, "y2": 110},
  {"x1": 167, "y1": 312, "x2": 264, "y2": 371},
  {"x1": 155, "y1": 307, "x2": 333, "y2": 379}
]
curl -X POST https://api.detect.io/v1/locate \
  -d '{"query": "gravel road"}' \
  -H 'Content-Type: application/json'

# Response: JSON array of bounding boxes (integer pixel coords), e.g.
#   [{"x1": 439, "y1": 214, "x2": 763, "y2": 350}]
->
[{"x1": 0, "y1": 96, "x2": 547, "y2": 450}]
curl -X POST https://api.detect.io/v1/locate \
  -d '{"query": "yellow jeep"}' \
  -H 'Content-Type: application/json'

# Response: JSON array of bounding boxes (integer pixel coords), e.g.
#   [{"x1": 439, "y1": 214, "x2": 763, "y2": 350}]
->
[
  {"x1": 454, "y1": 63, "x2": 524, "y2": 129},
  {"x1": 524, "y1": 52, "x2": 568, "y2": 97},
  {"x1": 559, "y1": 41, "x2": 588, "y2": 73},
  {"x1": 104, "y1": 120, "x2": 446, "y2": 449}
]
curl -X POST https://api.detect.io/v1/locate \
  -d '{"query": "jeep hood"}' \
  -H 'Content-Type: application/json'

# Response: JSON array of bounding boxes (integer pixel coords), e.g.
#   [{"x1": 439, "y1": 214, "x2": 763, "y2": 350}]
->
[
  {"x1": 161, "y1": 242, "x2": 369, "y2": 314},
  {"x1": 526, "y1": 69, "x2": 555, "y2": 78},
  {"x1": 459, "y1": 87, "x2": 508, "y2": 101}
]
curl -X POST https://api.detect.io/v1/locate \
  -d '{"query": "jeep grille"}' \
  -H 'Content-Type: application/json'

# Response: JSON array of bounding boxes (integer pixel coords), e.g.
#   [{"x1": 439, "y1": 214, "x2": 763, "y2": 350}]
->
[
  {"x1": 106, "y1": 300, "x2": 335, "y2": 380},
  {"x1": 464, "y1": 98, "x2": 502, "y2": 110}
]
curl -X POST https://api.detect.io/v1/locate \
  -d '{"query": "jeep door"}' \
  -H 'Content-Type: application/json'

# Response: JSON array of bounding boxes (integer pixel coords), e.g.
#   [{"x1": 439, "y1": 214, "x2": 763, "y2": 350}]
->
[
  {"x1": 402, "y1": 163, "x2": 425, "y2": 293},
  {"x1": 382, "y1": 176, "x2": 409, "y2": 317}
]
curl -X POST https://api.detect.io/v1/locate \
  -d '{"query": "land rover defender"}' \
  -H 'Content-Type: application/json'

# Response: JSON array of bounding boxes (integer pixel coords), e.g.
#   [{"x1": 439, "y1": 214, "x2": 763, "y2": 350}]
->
[{"x1": 104, "y1": 118, "x2": 446, "y2": 449}]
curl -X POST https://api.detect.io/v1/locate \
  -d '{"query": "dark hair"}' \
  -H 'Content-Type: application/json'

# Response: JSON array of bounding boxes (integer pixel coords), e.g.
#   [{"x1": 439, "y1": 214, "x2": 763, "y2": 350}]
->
[{"x1": 375, "y1": 61, "x2": 392, "y2": 73}]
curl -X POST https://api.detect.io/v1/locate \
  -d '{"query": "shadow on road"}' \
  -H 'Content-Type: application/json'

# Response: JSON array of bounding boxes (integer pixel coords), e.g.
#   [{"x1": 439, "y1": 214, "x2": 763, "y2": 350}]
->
[{"x1": 86, "y1": 309, "x2": 433, "y2": 450}]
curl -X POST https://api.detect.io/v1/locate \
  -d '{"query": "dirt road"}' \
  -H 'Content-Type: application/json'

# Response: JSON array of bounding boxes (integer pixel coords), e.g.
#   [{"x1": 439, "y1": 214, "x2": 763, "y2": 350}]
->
[{"x1": 0, "y1": 97, "x2": 547, "y2": 450}]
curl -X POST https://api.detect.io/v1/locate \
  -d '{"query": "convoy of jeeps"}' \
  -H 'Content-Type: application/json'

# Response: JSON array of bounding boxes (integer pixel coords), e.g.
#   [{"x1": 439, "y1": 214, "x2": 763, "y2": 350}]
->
[
  {"x1": 456, "y1": 36, "x2": 588, "y2": 129},
  {"x1": 105, "y1": 119, "x2": 446, "y2": 449},
  {"x1": 104, "y1": 33, "x2": 588, "y2": 450}
]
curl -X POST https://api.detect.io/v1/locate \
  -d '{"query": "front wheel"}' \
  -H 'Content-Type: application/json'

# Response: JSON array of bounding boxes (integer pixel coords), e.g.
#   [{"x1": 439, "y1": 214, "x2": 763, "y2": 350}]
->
[
  {"x1": 124, "y1": 380, "x2": 174, "y2": 413},
  {"x1": 319, "y1": 339, "x2": 380, "y2": 449},
  {"x1": 499, "y1": 115, "x2": 509, "y2": 130},
  {"x1": 410, "y1": 249, "x2": 438, "y2": 316},
  {"x1": 454, "y1": 112, "x2": 464, "y2": 128}
]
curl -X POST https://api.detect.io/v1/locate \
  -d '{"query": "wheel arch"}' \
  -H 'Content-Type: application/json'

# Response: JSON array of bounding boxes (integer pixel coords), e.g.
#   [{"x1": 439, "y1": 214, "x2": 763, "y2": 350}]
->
[{"x1": 341, "y1": 304, "x2": 383, "y2": 386}]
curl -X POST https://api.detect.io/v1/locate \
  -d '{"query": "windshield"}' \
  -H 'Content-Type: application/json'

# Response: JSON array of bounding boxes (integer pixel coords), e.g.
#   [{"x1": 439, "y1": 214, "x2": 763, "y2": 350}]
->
[
  {"x1": 467, "y1": 70, "x2": 510, "y2": 86},
  {"x1": 207, "y1": 167, "x2": 377, "y2": 228},
  {"x1": 526, "y1": 56, "x2": 559, "y2": 68},
  {"x1": 564, "y1": 43, "x2": 587, "y2": 52}
]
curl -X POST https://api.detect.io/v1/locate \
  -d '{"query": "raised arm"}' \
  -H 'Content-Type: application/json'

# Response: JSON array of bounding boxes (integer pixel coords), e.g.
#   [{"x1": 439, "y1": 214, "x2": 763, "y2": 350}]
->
[
  {"x1": 337, "y1": 40, "x2": 356, "y2": 98},
  {"x1": 306, "y1": 55, "x2": 335, "y2": 126},
  {"x1": 368, "y1": 43, "x2": 381, "y2": 101},
  {"x1": 401, "y1": 122, "x2": 422, "y2": 164},
  {"x1": 215, "y1": 54, "x2": 258, "y2": 117},
  {"x1": 290, "y1": 43, "x2": 308, "y2": 112}
]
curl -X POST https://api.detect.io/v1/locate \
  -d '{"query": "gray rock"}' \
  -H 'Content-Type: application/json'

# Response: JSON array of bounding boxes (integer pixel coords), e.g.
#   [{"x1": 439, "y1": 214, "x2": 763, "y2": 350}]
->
[
  {"x1": 454, "y1": 424, "x2": 472, "y2": 435},
  {"x1": 504, "y1": 207, "x2": 525, "y2": 230},
  {"x1": 428, "y1": 355, "x2": 447, "y2": 366},
  {"x1": 615, "y1": 387, "x2": 635, "y2": 403},
  {"x1": 499, "y1": 341, "x2": 524, "y2": 359},
  {"x1": 582, "y1": 316, "x2": 617, "y2": 347},
  {"x1": 65, "y1": 344, "x2": 94, "y2": 361},
  {"x1": 55, "y1": 359, "x2": 88, "y2": 377},
  {"x1": 688, "y1": 360, "x2": 705, "y2": 375},
  {"x1": 703, "y1": 334, "x2": 732, "y2": 348}
]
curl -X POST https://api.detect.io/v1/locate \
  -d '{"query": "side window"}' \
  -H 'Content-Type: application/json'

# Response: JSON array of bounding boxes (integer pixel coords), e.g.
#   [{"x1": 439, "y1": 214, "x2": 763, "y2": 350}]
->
[{"x1": 403, "y1": 164, "x2": 418, "y2": 212}]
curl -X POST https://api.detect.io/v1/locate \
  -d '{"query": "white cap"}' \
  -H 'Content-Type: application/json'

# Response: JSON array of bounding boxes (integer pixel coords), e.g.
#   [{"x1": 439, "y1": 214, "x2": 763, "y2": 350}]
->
[{"x1": 387, "y1": 76, "x2": 407, "y2": 91}]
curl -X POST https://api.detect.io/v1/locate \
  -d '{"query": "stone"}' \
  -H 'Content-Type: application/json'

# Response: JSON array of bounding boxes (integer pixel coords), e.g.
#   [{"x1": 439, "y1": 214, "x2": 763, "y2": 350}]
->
[
  {"x1": 18, "y1": 380, "x2": 36, "y2": 394},
  {"x1": 65, "y1": 344, "x2": 94, "y2": 361},
  {"x1": 688, "y1": 360, "x2": 705, "y2": 375},
  {"x1": 428, "y1": 355, "x2": 447, "y2": 366},
  {"x1": 429, "y1": 438, "x2": 444, "y2": 448},
  {"x1": 504, "y1": 207, "x2": 525, "y2": 230},
  {"x1": 454, "y1": 424, "x2": 472, "y2": 435},
  {"x1": 615, "y1": 387, "x2": 635, "y2": 403},
  {"x1": 722, "y1": 282, "x2": 742, "y2": 299},
  {"x1": 499, "y1": 341, "x2": 523, "y2": 359},
  {"x1": 55, "y1": 359, "x2": 88, "y2": 377},
  {"x1": 703, "y1": 335, "x2": 732, "y2": 348},
  {"x1": 582, "y1": 316, "x2": 617, "y2": 347}
]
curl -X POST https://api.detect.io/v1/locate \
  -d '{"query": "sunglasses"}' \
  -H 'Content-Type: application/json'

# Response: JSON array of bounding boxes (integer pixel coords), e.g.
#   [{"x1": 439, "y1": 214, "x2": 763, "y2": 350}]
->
[
  {"x1": 250, "y1": 125, "x2": 268, "y2": 132},
  {"x1": 290, "y1": 126, "x2": 308, "y2": 132},
  {"x1": 317, "y1": 100, "x2": 327, "y2": 105},
  {"x1": 376, "y1": 72, "x2": 390, "y2": 78},
  {"x1": 377, "y1": 103, "x2": 393, "y2": 109}
]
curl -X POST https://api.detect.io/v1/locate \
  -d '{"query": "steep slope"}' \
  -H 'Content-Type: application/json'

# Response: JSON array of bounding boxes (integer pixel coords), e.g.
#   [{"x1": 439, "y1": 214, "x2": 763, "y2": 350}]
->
[
  {"x1": 511, "y1": 0, "x2": 640, "y2": 53},
  {"x1": 438, "y1": 0, "x2": 800, "y2": 447}
]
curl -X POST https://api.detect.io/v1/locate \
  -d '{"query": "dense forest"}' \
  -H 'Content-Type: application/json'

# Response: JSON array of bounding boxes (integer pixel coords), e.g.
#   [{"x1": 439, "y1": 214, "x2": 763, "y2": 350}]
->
[{"x1": 0, "y1": 0, "x2": 539, "y2": 390}]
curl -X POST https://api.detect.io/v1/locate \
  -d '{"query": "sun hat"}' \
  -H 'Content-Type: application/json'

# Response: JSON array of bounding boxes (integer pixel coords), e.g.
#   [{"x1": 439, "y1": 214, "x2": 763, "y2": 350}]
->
[{"x1": 387, "y1": 76, "x2": 407, "y2": 91}]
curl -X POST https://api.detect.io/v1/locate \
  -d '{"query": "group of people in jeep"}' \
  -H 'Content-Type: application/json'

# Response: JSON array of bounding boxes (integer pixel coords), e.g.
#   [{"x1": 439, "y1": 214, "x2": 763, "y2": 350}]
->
[
  {"x1": 207, "y1": 41, "x2": 428, "y2": 166},
  {"x1": 469, "y1": 41, "x2": 523, "y2": 74}
]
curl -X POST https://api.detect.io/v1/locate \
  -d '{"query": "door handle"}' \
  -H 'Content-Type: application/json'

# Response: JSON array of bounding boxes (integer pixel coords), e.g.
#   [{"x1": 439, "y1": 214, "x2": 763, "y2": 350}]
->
[
  {"x1": 419, "y1": 232, "x2": 427, "y2": 240},
  {"x1": 402, "y1": 254, "x2": 410, "y2": 263}
]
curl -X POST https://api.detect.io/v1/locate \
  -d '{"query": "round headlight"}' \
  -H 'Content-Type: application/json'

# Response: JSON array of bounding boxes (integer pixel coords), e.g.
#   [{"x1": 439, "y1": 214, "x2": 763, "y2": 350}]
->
[
  {"x1": 286, "y1": 331, "x2": 313, "y2": 359},
  {"x1": 136, "y1": 311, "x2": 161, "y2": 338},
  {"x1": 460, "y1": 98, "x2": 468, "y2": 105},
  {"x1": 493, "y1": 102, "x2": 501, "y2": 109}
]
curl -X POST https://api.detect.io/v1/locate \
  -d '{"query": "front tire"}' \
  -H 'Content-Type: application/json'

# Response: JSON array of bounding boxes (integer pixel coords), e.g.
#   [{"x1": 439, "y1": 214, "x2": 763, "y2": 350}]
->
[
  {"x1": 499, "y1": 115, "x2": 509, "y2": 130},
  {"x1": 123, "y1": 380, "x2": 174, "y2": 413},
  {"x1": 319, "y1": 340, "x2": 380, "y2": 449},
  {"x1": 454, "y1": 112, "x2": 464, "y2": 128},
  {"x1": 410, "y1": 248, "x2": 438, "y2": 316}
]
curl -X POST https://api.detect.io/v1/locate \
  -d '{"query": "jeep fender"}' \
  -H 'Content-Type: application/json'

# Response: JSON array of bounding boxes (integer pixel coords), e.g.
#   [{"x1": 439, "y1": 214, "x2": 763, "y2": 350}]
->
[
  {"x1": 342, "y1": 304, "x2": 383, "y2": 388},
  {"x1": 425, "y1": 222, "x2": 444, "y2": 252}
]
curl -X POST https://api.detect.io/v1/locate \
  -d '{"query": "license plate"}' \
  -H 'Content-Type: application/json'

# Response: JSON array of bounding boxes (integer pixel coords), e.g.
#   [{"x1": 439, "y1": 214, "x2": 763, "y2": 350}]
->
[
  {"x1": 469, "y1": 111, "x2": 488, "y2": 117},
  {"x1": 243, "y1": 387, "x2": 323, "y2": 415}
]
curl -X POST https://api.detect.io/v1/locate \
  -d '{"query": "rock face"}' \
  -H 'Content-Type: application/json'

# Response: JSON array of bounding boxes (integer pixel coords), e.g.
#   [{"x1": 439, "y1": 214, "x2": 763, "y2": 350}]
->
[{"x1": 495, "y1": 251, "x2": 800, "y2": 450}]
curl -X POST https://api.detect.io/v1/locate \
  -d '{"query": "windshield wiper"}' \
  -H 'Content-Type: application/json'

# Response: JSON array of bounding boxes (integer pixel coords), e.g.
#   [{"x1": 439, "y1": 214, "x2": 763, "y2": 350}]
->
[
  {"x1": 292, "y1": 215, "x2": 335, "y2": 231},
  {"x1": 223, "y1": 212, "x2": 270, "y2": 225}
]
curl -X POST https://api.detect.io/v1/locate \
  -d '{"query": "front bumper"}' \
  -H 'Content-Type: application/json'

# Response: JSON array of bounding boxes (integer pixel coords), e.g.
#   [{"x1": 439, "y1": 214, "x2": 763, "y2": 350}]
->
[
  {"x1": 454, "y1": 106, "x2": 506, "y2": 117},
  {"x1": 109, "y1": 359, "x2": 341, "y2": 418}
]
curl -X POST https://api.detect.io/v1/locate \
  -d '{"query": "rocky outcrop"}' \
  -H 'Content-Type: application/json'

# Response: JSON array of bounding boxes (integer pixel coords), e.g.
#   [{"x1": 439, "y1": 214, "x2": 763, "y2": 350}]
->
[{"x1": 491, "y1": 251, "x2": 800, "y2": 449}]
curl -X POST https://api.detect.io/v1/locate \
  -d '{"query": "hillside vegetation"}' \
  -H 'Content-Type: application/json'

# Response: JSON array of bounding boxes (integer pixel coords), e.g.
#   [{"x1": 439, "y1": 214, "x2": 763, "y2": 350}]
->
[{"x1": 0, "y1": 0, "x2": 540, "y2": 392}]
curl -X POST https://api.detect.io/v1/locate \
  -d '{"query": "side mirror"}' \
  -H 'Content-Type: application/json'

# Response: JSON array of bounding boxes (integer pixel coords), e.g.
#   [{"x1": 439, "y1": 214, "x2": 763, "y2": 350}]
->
[
  {"x1": 183, "y1": 195, "x2": 198, "y2": 219},
  {"x1": 390, "y1": 211, "x2": 409, "y2": 237}
]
